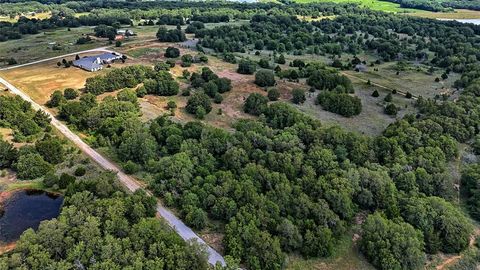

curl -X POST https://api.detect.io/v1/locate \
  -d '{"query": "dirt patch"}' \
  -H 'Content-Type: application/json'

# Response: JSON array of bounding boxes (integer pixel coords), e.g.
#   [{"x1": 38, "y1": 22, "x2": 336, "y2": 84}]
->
[{"x1": 200, "y1": 232, "x2": 225, "y2": 255}]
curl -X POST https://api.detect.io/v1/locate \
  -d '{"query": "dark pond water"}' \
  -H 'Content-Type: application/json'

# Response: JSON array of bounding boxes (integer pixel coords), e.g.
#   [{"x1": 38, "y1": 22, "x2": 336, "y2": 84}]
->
[{"x1": 0, "y1": 190, "x2": 63, "y2": 244}]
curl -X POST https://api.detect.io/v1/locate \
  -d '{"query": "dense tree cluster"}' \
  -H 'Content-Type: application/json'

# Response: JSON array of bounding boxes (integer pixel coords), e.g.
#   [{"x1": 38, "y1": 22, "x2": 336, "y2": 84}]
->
[
  {"x1": 0, "y1": 172, "x2": 210, "y2": 269},
  {"x1": 84, "y1": 65, "x2": 155, "y2": 95},
  {"x1": 316, "y1": 91, "x2": 362, "y2": 117},
  {"x1": 156, "y1": 26, "x2": 186, "y2": 42}
]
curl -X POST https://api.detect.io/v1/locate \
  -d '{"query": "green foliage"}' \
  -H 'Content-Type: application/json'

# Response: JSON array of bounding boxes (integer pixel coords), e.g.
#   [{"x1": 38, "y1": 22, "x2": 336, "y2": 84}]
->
[
  {"x1": 267, "y1": 88, "x2": 280, "y2": 101},
  {"x1": 157, "y1": 26, "x2": 186, "y2": 42},
  {"x1": 63, "y1": 88, "x2": 78, "y2": 100},
  {"x1": 74, "y1": 166, "x2": 87, "y2": 177},
  {"x1": 35, "y1": 135, "x2": 64, "y2": 164},
  {"x1": 244, "y1": 93, "x2": 268, "y2": 115},
  {"x1": 164, "y1": 46, "x2": 181, "y2": 58},
  {"x1": 385, "y1": 103, "x2": 398, "y2": 115},
  {"x1": 291, "y1": 88, "x2": 306, "y2": 104},
  {"x1": 255, "y1": 70, "x2": 276, "y2": 87},
  {"x1": 360, "y1": 213, "x2": 425, "y2": 270},
  {"x1": 16, "y1": 152, "x2": 53, "y2": 180},
  {"x1": 316, "y1": 91, "x2": 362, "y2": 117},
  {"x1": 186, "y1": 92, "x2": 212, "y2": 115},
  {"x1": 144, "y1": 71, "x2": 180, "y2": 96},
  {"x1": 237, "y1": 59, "x2": 257, "y2": 74}
]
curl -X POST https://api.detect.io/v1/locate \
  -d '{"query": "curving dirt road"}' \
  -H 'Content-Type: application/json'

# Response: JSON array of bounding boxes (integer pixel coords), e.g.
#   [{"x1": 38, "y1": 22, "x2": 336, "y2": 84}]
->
[{"x1": 0, "y1": 72, "x2": 226, "y2": 266}]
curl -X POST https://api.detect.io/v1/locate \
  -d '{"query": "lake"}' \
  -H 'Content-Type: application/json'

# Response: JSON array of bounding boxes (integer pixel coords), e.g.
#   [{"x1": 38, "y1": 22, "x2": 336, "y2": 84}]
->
[{"x1": 0, "y1": 190, "x2": 63, "y2": 244}]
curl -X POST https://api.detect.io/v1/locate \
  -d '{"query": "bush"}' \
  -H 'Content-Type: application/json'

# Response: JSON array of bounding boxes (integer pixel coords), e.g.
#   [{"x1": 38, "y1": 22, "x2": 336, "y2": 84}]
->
[
  {"x1": 254, "y1": 70, "x2": 275, "y2": 87},
  {"x1": 136, "y1": 86, "x2": 147, "y2": 97},
  {"x1": 384, "y1": 93, "x2": 393, "y2": 102},
  {"x1": 406, "y1": 92, "x2": 413, "y2": 98},
  {"x1": 165, "y1": 47, "x2": 180, "y2": 58},
  {"x1": 58, "y1": 173, "x2": 76, "y2": 189},
  {"x1": 186, "y1": 92, "x2": 212, "y2": 115},
  {"x1": 124, "y1": 160, "x2": 140, "y2": 174},
  {"x1": 213, "y1": 93, "x2": 223, "y2": 104},
  {"x1": 237, "y1": 59, "x2": 257, "y2": 74},
  {"x1": 244, "y1": 93, "x2": 268, "y2": 115},
  {"x1": 291, "y1": 88, "x2": 306, "y2": 104},
  {"x1": 385, "y1": 103, "x2": 398, "y2": 115},
  {"x1": 47, "y1": 90, "x2": 66, "y2": 108},
  {"x1": 167, "y1": 101, "x2": 177, "y2": 109},
  {"x1": 316, "y1": 92, "x2": 362, "y2": 117},
  {"x1": 16, "y1": 153, "x2": 53, "y2": 180},
  {"x1": 74, "y1": 166, "x2": 86, "y2": 177},
  {"x1": 43, "y1": 172, "x2": 59, "y2": 188},
  {"x1": 267, "y1": 88, "x2": 280, "y2": 101},
  {"x1": 372, "y1": 90, "x2": 379, "y2": 97},
  {"x1": 63, "y1": 88, "x2": 78, "y2": 100}
]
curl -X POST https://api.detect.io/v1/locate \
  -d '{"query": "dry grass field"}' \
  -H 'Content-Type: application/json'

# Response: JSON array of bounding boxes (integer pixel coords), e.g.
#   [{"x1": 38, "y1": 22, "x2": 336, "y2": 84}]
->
[{"x1": 0, "y1": 51, "x2": 141, "y2": 105}]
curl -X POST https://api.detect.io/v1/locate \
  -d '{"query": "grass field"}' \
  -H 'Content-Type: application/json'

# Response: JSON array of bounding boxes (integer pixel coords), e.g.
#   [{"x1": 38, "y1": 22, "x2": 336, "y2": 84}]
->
[
  {"x1": 293, "y1": 0, "x2": 416, "y2": 12},
  {"x1": 0, "y1": 51, "x2": 137, "y2": 105},
  {"x1": 0, "y1": 27, "x2": 107, "y2": 67},
  {"x1": 407, "y1": 8, "x2": 480, "y2": 19},
  {"x1": 0, "y1": 12, "x2": 51, "y2": 23}
]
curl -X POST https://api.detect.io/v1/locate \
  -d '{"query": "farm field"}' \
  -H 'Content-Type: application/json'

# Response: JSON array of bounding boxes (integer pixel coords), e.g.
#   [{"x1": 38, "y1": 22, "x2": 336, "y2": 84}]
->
[{"x1": 293, "y1": 0, "x2": 416, "y2": 12}]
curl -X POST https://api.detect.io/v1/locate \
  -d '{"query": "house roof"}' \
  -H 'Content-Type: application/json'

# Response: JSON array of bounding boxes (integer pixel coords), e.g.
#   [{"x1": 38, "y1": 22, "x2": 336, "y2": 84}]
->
[{"x1": 73, "y1": 53, "x2": 121, "y2": 70}]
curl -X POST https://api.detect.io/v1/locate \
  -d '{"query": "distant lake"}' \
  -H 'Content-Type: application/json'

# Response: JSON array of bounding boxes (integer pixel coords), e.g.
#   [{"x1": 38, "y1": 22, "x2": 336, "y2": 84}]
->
[
  {"x1": 0, "y1": 190, "x2": 63, "y2": 244},
  {"x1": 437, "y1": 18, "x2": 480, "y2": 25}
]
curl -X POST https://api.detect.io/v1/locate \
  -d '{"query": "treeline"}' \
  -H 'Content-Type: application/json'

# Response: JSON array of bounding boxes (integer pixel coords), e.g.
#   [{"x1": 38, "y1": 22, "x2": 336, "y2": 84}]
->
[{"x1": 381, "y1": 0, "x2": 480, "y2": 12}]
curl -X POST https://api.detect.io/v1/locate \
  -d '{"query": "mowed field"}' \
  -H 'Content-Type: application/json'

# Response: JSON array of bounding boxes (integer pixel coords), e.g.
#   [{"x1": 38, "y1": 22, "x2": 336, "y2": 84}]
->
[
  {"x1": 0, "y1": 51, "x2": 141, "y2": 105},
  {"x1": 0, "y1": 27, "x2": 106, "y2": 67}
]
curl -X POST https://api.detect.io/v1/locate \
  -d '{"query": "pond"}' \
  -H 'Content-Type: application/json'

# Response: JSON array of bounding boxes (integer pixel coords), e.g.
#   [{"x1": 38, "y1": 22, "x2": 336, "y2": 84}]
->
[{"x1": 0, "y1": 190, "x2": 63, "y2": 244}]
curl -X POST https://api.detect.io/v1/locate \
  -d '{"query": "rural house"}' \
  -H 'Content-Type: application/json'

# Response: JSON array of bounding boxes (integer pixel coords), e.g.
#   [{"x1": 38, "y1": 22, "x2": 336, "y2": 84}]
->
[{"x1": 73, "y1": 52, "x2": 123, "y2": 72}]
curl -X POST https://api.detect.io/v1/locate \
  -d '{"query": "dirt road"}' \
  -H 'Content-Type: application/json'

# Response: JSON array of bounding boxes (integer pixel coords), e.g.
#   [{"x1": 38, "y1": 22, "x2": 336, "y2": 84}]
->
[{"x1": 0, "y1": 74, "x2": 226, "y2": 267}]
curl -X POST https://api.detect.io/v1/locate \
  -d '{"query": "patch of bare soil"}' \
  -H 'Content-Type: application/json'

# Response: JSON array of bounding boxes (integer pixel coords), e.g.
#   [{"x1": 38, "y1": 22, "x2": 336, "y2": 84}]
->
[{"x1": 201, "y1": 232, "x2": 225, "y2": 255}]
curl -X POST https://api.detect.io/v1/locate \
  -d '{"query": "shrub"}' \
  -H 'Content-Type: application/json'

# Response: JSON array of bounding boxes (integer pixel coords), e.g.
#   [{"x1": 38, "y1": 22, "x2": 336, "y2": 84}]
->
[
  {"x1": 384, "y1": 93, "x2": 393, "y2": 102},
  {"x1": 385, "y1": 103, "x2": 398, "y2": 115},
  {"x1": 254, "y1": 70, "x2": 275, "y2": 87},
  {"x1": 244, "y1": 93, "x2": 268, "y2": 115},
  {"x1": 267, "y1": 88, "x2": 280, "y2": 101},
  {"x1": 291, "y1": 88, "x2": 306, "y2": 104},
  {"x1": 64, "y1": 88, "x2": 78, "y2": 100},
  {"x1": 165, "y1": 47, "x2": 180, "y2": 58},
  {"x1": 74, "y1": 166, "x2": 86, "y2": 177},
  {"x1": 186, "y1": 92, "x2": 212, "y2": 115},
  {"x1": 237, "y1": 59, "x2": 257, "y2": 74},
  {"x1": 372, "y1": 90, "x2": 379, "y2": 97},
  {"x1": 316, "y1": 92, "x2": 362, "y2": 117}
]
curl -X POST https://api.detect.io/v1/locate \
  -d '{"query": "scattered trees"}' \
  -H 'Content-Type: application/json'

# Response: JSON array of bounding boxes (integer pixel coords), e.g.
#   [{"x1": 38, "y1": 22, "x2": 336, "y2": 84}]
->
[{"x1": 254, "y1": 70, "x2": 275, "y2": 87}]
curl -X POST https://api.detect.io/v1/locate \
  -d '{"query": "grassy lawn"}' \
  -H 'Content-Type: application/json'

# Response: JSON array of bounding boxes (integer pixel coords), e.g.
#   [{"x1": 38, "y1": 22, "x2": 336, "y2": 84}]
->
[
  {"x1": 0, "y1": 27, "x2": 108, "y2": 67},
  {"x1": 0, "y1": 52, "x2": 140, "y2": 105}
]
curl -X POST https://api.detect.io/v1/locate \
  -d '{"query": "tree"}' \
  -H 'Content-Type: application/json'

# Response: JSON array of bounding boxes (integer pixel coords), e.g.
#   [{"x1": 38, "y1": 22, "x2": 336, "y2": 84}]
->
[
  {"x1": 244, "y1": 93, "x2": 268, "y2": 116},
  {"x1": 185, "y1": 207, "x2": 208, "y2": 230},
  {"x1": 276, "y1": 54, "x2": 286, "y2": 64},
  {"x1": 291, "y1": 88, "x2": 306, "y2": 104},
  {"x1": 118, "y1": 127, "x2": 158, "y2": 164},
  {"x1": 203, "y1": 81, "x2": 219, "y2": 98},
  {"x1": 385, "y1": 103, "x2": 398, "y2": 115},
  {"x1": 267, "y1": 88, "x2": 280, "y2": 101},
  {"x1": 216, "y1": 78, "x2": 232, "y2": 93},
  {"x1": 237, "y1": 60, "x2": 257, "y2": 74},
  {"x1": 16, "y1": 152, "x2": 53, "y2": 180},
  {"x1": 115, "y1": 40, "x2": 122, "y2": 47},
  {"x1": 255, "y1": 70, "x2": 275, "y2": 87},
  {"x1": 186, "y1": 92, "x2": 212, "y2": 115},
  {"x1": 0, "y1": 140, "x2": 17, "y2": 169},
  {"x1": 316, "y1": 92, "x2": 362, "y2": 117},
  {"x1": 372, "y1": 90, "x2": 379, "y2": 97},
  {"x1": 360, "y1": 213, "x2": 425, "y2": 270},
  {"x1": 35, "y1": 136, "x2": 64, "y2": 164},
  {"x1": 384, "y1": 93, "x2": 393, "y2": 102},
  {"x1": 47, "y1": 90, "x2": 66, "y2": 107},
  {"x1": 164, "y1": 47, "x2": 180, "y2": 58},
  {"x1": 63, "y1": 88, "x2": 78, "y2": 100}
]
